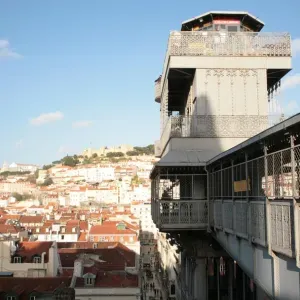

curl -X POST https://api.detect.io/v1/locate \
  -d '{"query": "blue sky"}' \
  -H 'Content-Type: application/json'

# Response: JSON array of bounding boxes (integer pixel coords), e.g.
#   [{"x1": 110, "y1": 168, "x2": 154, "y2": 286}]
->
[{"x1": 0, "y1": 0, "x2": 300, "y2": 165}]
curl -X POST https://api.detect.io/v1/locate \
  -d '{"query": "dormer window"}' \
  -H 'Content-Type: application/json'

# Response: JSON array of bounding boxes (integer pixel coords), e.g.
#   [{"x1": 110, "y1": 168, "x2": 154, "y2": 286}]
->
[
  {"x1": 85, "y1": 277, "x2": 94, "y2": 286},
  {"x1": 33, "y1": 255, "x2": 41, "y2": 263},
  {"x1": 36, "y1": 228, "x2": 40, "y2": 233},
  {"x1": 13, "y1": 256, "x2": 22, "y2": 263},
  {"x1": 61, "y1": 227, "x2": 65, "y2": 233}
]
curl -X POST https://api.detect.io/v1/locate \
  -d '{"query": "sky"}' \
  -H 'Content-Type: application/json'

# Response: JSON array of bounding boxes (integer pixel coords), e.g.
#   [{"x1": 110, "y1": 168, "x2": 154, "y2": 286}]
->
[{"x1": 0, "y1": 0, "x2": 300, "y2": 165}]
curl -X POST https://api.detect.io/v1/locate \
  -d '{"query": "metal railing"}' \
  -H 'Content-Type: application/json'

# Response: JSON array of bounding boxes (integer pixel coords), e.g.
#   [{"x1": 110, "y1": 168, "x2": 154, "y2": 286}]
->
[
  {"x1": 209, "y1": 142, "x2": 300, "y2": 259},
  {"x1": 155, "y1": 79, "x2": 161, "y2": 102},
  {"x1": 159, "y1": 115, "x2": 269, "y2": 152},
  {"x1": 160, "y1": 31, "x2": 291, "y2": 90}
]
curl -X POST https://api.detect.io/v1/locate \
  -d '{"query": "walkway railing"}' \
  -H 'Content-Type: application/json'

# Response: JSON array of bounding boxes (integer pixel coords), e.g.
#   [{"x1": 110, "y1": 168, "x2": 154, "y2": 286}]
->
[
  {"x1": 209, "y1": 141, "x2": 300, "y2": 262},
  {"x1": 158, "y1": 200, "x2": 208, "y2": 229}
]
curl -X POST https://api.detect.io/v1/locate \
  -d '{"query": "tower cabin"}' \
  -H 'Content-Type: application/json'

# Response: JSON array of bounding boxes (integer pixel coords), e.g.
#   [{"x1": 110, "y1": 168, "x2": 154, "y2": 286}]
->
[{"x1": 151, "y1": 11, "x2": 292, "y2": 231}]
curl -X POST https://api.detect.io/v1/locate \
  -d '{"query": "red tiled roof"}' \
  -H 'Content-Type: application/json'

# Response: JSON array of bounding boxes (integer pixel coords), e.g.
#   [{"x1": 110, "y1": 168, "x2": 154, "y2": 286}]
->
[
  {"x1": 57, "y1": 242, "x2": 135, "y2": 268},
  {"x1": 0, "y1": 277, "x2": 72, "y2": 299},
  {"x1": 75, "y1": 271, "x2": 138, "y2": 288},
  {"x1": 19, "y1": 215, "x2": 44, "y2": 223},
  {"x1": 89, "y1": 221, "x2": 137, "y2": 235},
  {"x1": 0, "y1": 224, "x2": 20, "y2": 234},
  {"x1": 16, "y1": 241, "x2": 54, "y2": 263}
]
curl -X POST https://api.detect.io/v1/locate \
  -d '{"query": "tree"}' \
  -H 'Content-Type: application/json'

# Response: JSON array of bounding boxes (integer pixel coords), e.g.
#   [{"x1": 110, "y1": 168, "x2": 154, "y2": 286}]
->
[
  {"x1": 52, "y1": 160, "x2": 61, "y2": 165},
  {"x1": 11, "y1": 192, "x2": 32, "y2": 201},
  {"x1": 43, "y1": 164, "x2": 53, "y2": 170},
  {"x1": 106, "y1": 152, "x2": 124, "y2": 158},
  {"x1": 126, "y1": 151, "x2": 139, "y2": 156},
  {"x1": 61, "y1": 155, "x2": 79, "y2": 167},
  {"x1": 42, "y1": 177, "x2": 53, "y2": 186},
  {"x1": 12, "y1": 192, "x2": 23, "y2": 201},
  {"x1": 133, "y1": 144, "x2": 154, "y2": 155},
  {"x1": 92, "y1": 153, "x2": 98, "y2": 158}
]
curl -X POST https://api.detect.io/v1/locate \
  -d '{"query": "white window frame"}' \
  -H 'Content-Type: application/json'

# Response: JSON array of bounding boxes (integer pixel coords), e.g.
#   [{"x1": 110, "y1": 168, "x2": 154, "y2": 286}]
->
[
  {"x1": 33, "y1": 256, "x2": 41, "y2": 263},
  {"x1": 7, "y1": 296, "x2": 16, "y2": 300},
  {"x1": 85, "y1": 277, "x2": 93, "y2": 285},
  {"x1": 13, "y1": 256, "x2": 21, "y2": 263}
]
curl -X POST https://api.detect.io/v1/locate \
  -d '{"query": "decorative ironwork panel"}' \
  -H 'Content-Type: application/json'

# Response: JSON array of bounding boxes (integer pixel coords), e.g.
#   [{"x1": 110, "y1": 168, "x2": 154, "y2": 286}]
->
[
  {"x1": 168, "y1": 31, "x2": 291, "y2": 57},
  {"x1": 235, "y1": 201, "x2": 248, "y2": 237},
  {"x1": 214, "y1": 200, "x2": 223, "y2": 228},
  {"x1": 155, "y1": 78, "x2": 161, "y2": 101},
  {"x1": 159, "y1": 200, "x2": 208, "y2": 226},
  {"x1": 270, "y1": 201, "x2": 294, "y2": 256},
  {"x1": 250, "y1": 201, "x2": 266, "y2": 245},
  {"x1": 223, "y1": 200, "x2": 234, "y2": 231},
  {"x1": 168, "y1": 115, "x2": 268, "y2": 138}
]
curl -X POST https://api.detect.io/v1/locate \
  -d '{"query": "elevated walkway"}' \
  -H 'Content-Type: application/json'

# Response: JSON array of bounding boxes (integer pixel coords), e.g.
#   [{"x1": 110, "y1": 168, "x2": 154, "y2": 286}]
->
[{"x1": 151, "y1": 113, "x2": 300, "y2": 299}]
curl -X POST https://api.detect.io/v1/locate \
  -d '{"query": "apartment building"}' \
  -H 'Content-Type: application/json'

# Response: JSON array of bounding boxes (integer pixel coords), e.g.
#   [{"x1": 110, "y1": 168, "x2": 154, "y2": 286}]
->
[{"x1": 0, "y1": 240, "x2": 61, "y2": 277}]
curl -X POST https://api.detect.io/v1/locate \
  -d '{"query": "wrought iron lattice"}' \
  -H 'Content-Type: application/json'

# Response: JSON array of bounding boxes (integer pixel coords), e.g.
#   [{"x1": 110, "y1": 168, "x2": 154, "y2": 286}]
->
[
  {"x1": 270, "y1": 201, "x2": 294, "y2": 255},
  {"x1": 235, "y1": 201, "x2": 248, "y2": 237},
  {"x1": 250, "y1": 201, "x2": 267, "y2": 246},
  {"x1": 168, "y1": 31, "x2": 291, "y2": 57},
  {"x1": 159, "y1": 200, "x2": 208, "y2": 226}
]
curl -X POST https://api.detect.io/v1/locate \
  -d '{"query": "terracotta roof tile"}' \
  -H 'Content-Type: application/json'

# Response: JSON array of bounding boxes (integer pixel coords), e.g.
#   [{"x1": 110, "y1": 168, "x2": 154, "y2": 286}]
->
[{"x1": 16, "y1": 241, "x2": 54, "y2": 263}]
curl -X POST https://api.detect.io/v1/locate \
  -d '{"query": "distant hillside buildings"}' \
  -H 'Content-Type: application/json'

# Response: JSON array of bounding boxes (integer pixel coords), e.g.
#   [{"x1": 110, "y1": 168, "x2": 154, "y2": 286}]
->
[
  {"x1": 1, "y1": 162, "x2": 39, "y2": 173},
  {"x1": 82, "y1": 144, "x2": 134, "y2": 157}
]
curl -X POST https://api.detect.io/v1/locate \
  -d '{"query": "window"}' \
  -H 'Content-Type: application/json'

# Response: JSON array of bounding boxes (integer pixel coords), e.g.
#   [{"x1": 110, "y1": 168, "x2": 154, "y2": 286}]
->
[
  {"x1": 30, "y1": 297, "x2": 36, "y2": 300},
  {"x1": 129, "y1": 236, "x2": 134, "y2": 243},
  {"x1": 7, "y1": 297, "x2": 16, "y2": 300},
  {"x1": 109, "y1": 236, "x2": 114, "y2": 241},
  {"x1": 33, "y1": 256, "x2": 41, "y2": 263},
  {"x1": 85, "y1": 277, "x2": 93, "y2": 285},
  {"x1": 13, "y1": 256, "x2": 21, "y2": 263},
  {"x1": 61, "y1": 227, "x2": 66, "y2": 233},
  {"x1": 90, "y1": 236, "x2": 94, "y2": 242},
  {"x1": 61, "y1": 235, "x2": 64, "y2": 240},
  {"x1": 93, "y1": 243, "x2": 97, "y2": 249},
  {"x1": 119, "y1": 236, "x2": 124, "y2": 242}
]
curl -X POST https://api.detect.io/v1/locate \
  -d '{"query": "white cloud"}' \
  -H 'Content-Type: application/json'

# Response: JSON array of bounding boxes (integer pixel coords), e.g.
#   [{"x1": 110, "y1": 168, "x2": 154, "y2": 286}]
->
[
  {"x1": 30, "y1": 111, "x2": 64, "y2": 126},
  {"x1": 292, "y1": 38, "x2": 300, "y2": 57},
  {"x1": 0, "y1": 39, "x2": 21, "y2": 59},
  {"x1": 15, "y1": 139, "x2": 24, "y2": 149},
  {"x1": 72, "y1": 120, "x2": 93, "y2": 128},
  {"x1": 281, "y1": 74, "x2": 300, "y2": 91}
]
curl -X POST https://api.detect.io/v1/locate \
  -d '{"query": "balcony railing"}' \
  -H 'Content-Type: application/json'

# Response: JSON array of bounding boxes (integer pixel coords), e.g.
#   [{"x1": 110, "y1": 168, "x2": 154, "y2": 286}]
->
[
  {"x1": 155, "y1": 78, "x2": 161, "y2": 103},
  {"x1": 160, "y1": 31, "x2": 291, "y2": 90},
  {"x1": 208, "y1": 142, "x2": 300, "y2": 260},
  {"x1": 160, "y1": 115, "x2": 268, "y2": 152},
  {"x1": 152, "y1": 199, "x2": 208, "y2": 230}
]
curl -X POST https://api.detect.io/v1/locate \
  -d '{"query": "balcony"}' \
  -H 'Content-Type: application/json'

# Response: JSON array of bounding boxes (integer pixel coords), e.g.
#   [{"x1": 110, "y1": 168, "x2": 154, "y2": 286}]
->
[
  {"x1": 160, "y1": 115, "x2": 268, "y2": 154},
  {"x1": 152, "y1": 199, "x2": 208, "y2": 230},
  {"x1": 155, "y1": 76, "x2": 162, "y2": 103},
  {"x1": 151, "y1": 173, "x2": 208, "y2": 231},
  {"x1": 160, "y1": 31, "x2": 291, "y2": 87},
  {"x1": 154, "y1": 140, "x2": 162, "y2": 157}
]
